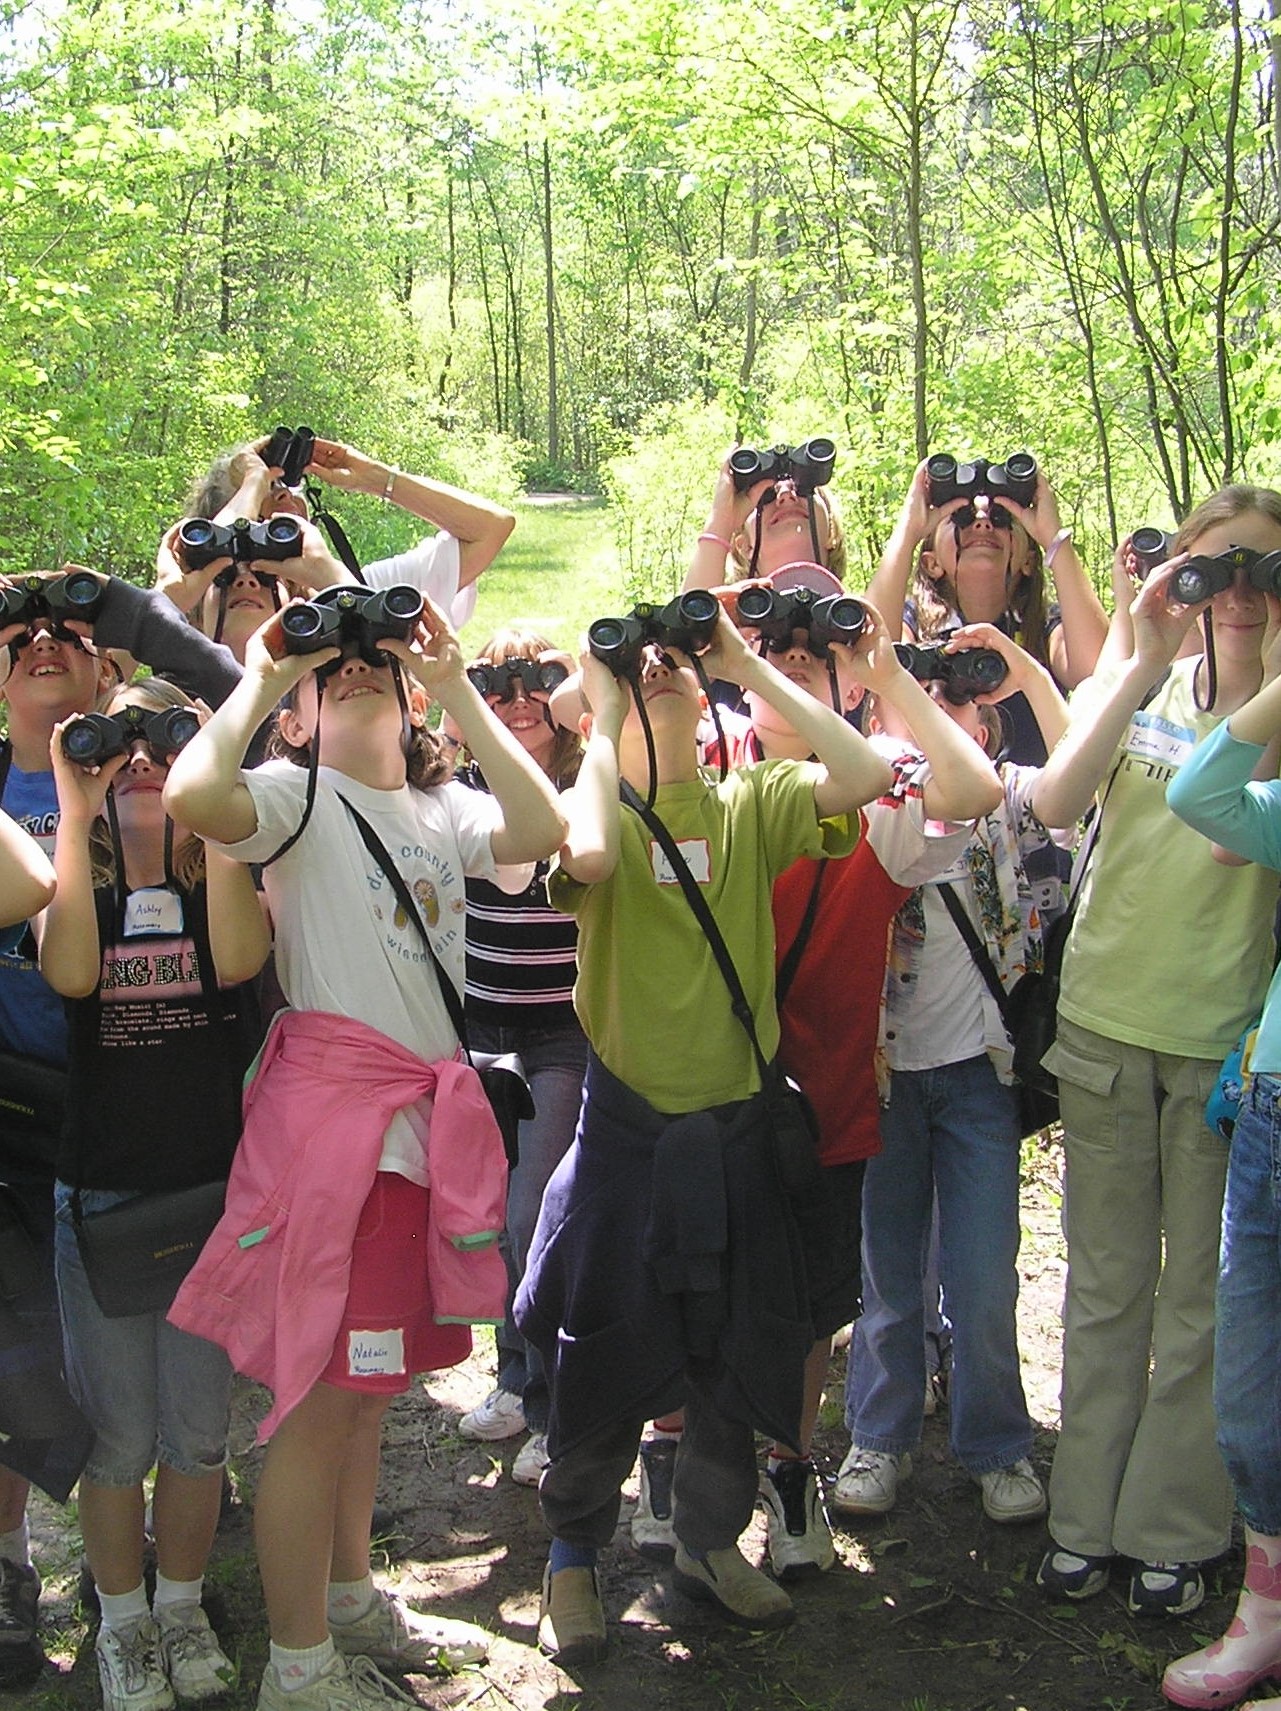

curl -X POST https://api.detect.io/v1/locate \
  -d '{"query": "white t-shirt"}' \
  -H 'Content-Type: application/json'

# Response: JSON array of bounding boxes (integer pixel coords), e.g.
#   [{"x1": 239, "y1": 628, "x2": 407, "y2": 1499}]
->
[
  {"x1": 213, "y1": 762, "x2": 502, "y2": 1180},
  {"x1": 363, "y1": 533, "x2": 477, "y2": 631},
  {"x1": 888, "y1": 862, "x2": 986, "y2": 1072}
]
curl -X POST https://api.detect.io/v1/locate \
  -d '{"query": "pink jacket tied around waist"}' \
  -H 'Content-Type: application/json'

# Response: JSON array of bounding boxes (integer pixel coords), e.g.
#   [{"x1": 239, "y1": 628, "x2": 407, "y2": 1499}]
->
[{"x1": 168, "y1": 1009, "x2": 508, "y2": 1441}]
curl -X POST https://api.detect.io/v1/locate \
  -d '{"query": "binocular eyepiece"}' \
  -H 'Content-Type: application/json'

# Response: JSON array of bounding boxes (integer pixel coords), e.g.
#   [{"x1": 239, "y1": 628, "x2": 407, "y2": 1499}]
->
[
  {"x1": 729, "y1": 437, "x2": 836, "y2": 498},
  {"x1": 1172, "y1": 544, "x2": 1281, "y2": 605},
  {"x1": 734, "y1": 585, "x2": 867, "y2": 654},
  {"x1": 587, "y1": 591, "x2": 721, "y2": 677},
  {"x1": 926, "y1": 453, "x2": 1038, "y2": 517},
  {"x1": 177, "y1": 515, "x2": 304, "y2": 578},
  {"x1": 466, "y1": 658, "x2": 569, "y2": 700},
  {"x1": 0, "y1": 571, "x2": 107, "y2": 638},
  {"x1": 61, "y1": 704, "x2": 201, "y2": 768},
  {"x1": 278, "y1": 583, "x2": 424, "y2": 672},
  {"x1": 894, "y1": 640, "x2": 1009, "y2": 704},
  {"x1": 1129, "y1": 527, "x2": 1175, "y2": 579},
  {"x1": 263, "y1": 425, "x2": 316, "y2": 490}
]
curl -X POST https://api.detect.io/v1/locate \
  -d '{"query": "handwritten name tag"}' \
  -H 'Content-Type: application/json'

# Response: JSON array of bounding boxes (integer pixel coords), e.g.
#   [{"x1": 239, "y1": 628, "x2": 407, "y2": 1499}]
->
[
  {"x1": 651, "y1": 837, "x2": 711, "y2": 885},
  {"x1": 347, "y1": 1328, "x2": 405, "y2": 1378},
  {"x1": 123, "y1": 887, "x2": 185, "y2": 939}
]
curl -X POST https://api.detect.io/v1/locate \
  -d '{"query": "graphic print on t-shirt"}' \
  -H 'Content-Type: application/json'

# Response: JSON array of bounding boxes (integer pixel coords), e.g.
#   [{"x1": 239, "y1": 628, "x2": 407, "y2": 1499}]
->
[
  {"x1": 98, "y1": 934, "x2": 212, "y2": 1049},
  {"x1": 365, "y1": 834, "x2": 468, "y2": 970}
]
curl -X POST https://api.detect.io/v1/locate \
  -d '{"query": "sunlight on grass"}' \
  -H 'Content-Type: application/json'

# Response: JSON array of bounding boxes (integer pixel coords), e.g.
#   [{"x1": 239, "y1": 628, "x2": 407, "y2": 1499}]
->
[{"x1": 459, "y1": 496, "x2": 623, "y2": 657}]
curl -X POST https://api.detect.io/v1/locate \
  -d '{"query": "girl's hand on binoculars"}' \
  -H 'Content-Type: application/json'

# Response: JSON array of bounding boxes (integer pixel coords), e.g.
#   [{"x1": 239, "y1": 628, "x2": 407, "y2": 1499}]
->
[
  {"x1": 49, "y1": 568, "x2": 108, "y2": 643},
  {"x1": 698, "y1": 604, "x2": 757, "y2": 685},
  {"x1": 944, "y1": 622, "x2": 1029, "y2": 703},
  {"x1": 577, "y1": 651, "x2": 628, "y2": 728},
  {"x1": 840, "y1": 600, "x2": 898, "y2": 691},
  {"x1": 713, "y1": 450, "x2": 774, "y2": 536},
  {"x1": 385, "y1": 599, "x2": 463, "y2": 695},
  {"x1": 155, "y1": 524, "x2": 225, "y2": 614},
  {"x1": 49, "y1": 719, "x2": 127, "y2": 820},
  {"x1": 244, "y1": 605, "x2": 339, "y2": 688},
  {"x1": 901, "y1": 459, "x2": 968, "y2": 544},
  {"x1": 998, "y1": 473, "x2": 1059, "y2": 551},
  {"x1": 1130, "y1": 560, "x2": 1203, "y2": 663}
]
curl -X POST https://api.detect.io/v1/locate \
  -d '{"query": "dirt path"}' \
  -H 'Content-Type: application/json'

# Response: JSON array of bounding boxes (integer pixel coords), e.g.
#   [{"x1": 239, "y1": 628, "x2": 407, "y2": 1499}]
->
[{"x1": 19, "y1": 1141, "x2": 1239, "y2": 1711}]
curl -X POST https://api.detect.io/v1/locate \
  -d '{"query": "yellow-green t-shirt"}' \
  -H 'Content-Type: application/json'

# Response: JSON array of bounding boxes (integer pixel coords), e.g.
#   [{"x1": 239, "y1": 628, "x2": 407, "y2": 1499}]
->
[
  {"x1": 1059, "y1": 658, "x2": 1280, "y2": 1059},
  {"x1": 549, "y1": 760, "x2": 855, "y2": 1112}
]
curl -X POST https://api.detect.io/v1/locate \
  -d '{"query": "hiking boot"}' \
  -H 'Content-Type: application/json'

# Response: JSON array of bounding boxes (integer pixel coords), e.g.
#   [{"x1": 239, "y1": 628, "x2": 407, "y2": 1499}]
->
[
  {"x1": 457, "y1": 1387, "x2": 525, "y2": 1442},
  {"x1": 156, "y1": 1606, "x2": 234, "y2": 1701},
  {"x1": 0, "y1": 1558, "x2": 43, "y2": 1687},
  {"x1": 331, "y1": 1587, "x2": 489, "y2": 1673},
  {"x1": 759, "y1": 1461, "x2": 836, "y2": 1581},
  {"x1": 1128, "y1": 1560, "x2": 1205, "y2": 1619},
  {"x1": 511, "y1": 1432, "x2": 549, "y2": 1488},
  {"x1": 672, "y1": 1542, "x2": 795, "y2": 1630},
  {"x1": 631, "y1": 1439, "x2": 677, "y2": 1559},
  {"x1": 537, "y1": 1565, "x2": 606, "y2": 1666},
  {"x1": 975, "y1": 1458, "x2": 1047, "y2": 1524},
  {"x1": 257, "y1": 1654, "x2": 417, "y2": 1711},
  {"x1": 96, "y1": 1617, "x2": 176, "y2": 1711},
  {"x1": 1036, "y1": 1545, "x2": 1112, "y2": 1601},
  {"x1": 831, "y1": 1446, "x2": 911, "y2": 1516}
]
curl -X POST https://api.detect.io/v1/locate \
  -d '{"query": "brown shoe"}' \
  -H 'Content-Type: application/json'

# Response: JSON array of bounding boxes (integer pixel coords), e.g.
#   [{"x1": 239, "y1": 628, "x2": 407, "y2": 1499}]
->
[
  {"x1": 537, "y1": 1565, "x2": 607, "y2": 1666},
  {"x1": 672, "y1": 1542, "x2": 795, "y2": 1630}
]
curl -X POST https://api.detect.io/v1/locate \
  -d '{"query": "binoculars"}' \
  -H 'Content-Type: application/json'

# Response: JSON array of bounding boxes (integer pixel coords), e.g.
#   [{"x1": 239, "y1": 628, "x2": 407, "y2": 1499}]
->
[
  {"x1": 1172, "y1": 545, "x2": 1281, "y2": 605},
  {"x1": 1130, "y1": 527, "x2": 1176, "y2": 579},
  {"x1": 734, "y1": 585, "x2": 867, "y2": 654},
  {"x1": 263, "y1": 425, "x2": 316, "y2": 490},
  {"x1": 279, "y1": 584, "x2": 424, "y2": 667},
  {"x1": 177, "y1": 515, "x2": 304, "y2": 578},
  {"x1": 926, "y1": 453, "x2": 1038, "y2": 516},
  {"x1": 466, "y1": 658, "x2": 569, "y2": 700},
  {"x1": 894, "y1": 640, "x2": 1009, "y2": 704},
  {"x1": 588, "y1": 592, "x2": 721, "y2": 677},
  {"x1": 729, "y1": 437, "x2": 836, "y2": 497},
  {"x1": 0, "y1": 570, "x2": 107, "y2": 635},
  {"x1": 61, "y1": 704, "x2": 201, "y2": 768}
]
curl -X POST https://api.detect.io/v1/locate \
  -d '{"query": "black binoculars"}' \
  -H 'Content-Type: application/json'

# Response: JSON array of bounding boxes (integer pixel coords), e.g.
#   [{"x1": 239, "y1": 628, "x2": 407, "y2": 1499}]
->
[
  {"x1": 0, "y1": 571, "x2": 107, "y2": 635},
  {"x1": 587, "y1": 592, "x2": 721, "y2": 677},
  {"x1": 1130, "y1": 527, "x2": 1176, "y2": 579},
  {"x1": 1172, "y1": 545, "x2": 1281, "y2": 605},
  {"x1": 734, "y1": 585, "x2": 867, "y2": 654},
  {"x1": 894, "y1": 640, "x2": 1009, "y2": 704},
  {"x1": 177, "y1": 515, "x2": 304, "y2": 578},
  {"x1": 926, "y1": 453, "x2": 1038, "y2": 517},
  {"x1": 61, "y1": 704, "x2": 201, "y2": 768},
  {"x1": 729, "y1": 438, "x2": 836, "y2": 497},
  {"x1": 279, "y1": 584, "x2": 424, "y2": 668},
  {"x1": 263, "y1": 425, "x2": 316, "y2": 490},
  {"x1": 466, "y1": 658, "x2": 569, "y2": 700}
]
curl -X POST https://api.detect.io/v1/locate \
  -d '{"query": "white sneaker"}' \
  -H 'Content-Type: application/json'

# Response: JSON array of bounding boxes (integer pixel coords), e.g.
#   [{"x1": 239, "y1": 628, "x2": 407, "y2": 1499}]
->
[
  {"x1": 630, "y1": 1438, "x2": 677, "y2": 1559},
  {"x1": 155, "y1": 1607, "x2": 233, "y2": 1701},
  {"x1": 511, "y1": 1432, "x2": 549, "y2": 1487},
  {"x1": 758, "y1": 1461, "x2": 836, "y2": 1580},
  {"x1": 830, "y1": 1446, "x2": 911, "y2": 1516},
  {"x1": 976, "y1": 1458, "x2": 1047, "y2": 1524},
  {"x1": 257, "y1": 1654, "x2": 416, "y2": 1711},
  {"x1": 330, "y1": 1588, "x2": 489, "y2": 1674},
  {"x1": 96, "y1": 1618, "x2": 175, "y2": 1711},
  {"x1": 457, "y1": 1387, "x2": 525, "y2": 1442}
]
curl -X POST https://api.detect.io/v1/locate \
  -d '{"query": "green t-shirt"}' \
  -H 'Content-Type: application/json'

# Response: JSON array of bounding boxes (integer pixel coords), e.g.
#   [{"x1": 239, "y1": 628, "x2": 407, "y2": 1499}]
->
[
  {"x1": 549, "y1": 759, "x2": 855, "y2": 1112},
  {"x1": 1059, "y1": 658, "x2": 1281, "y2": 1059}
]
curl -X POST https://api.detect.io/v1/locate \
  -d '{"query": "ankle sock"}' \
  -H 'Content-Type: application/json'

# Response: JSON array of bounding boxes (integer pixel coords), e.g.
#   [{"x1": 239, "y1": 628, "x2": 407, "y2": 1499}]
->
[
  {"x1": 0, "y1": 1520, "x2": 31, "y2": 1570},
  {"x1": 269, "y1": 1638, "x2": 336, "y2": 1692},
  {"x1": 549, "y1": 1539, "x2": 597, "y2": 1574},
  {"x1": 98, "y1": 1583, "x2": 150, "y2": 1632},
  {"x1": 153, "y1": 1573, "x2": 203, "y2": 1617},
  {"x1": 326, "y1": 1574, "x2": 376, "y2": 1625}
]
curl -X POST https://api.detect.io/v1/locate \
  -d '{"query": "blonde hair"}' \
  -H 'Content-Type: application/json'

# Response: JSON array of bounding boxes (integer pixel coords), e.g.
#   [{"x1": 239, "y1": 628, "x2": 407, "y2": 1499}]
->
[
  {"x1": 729, "y1": 489, "x2": 848, "y2": 585},
  {"x1": 1174, "y1": 484, "x2": 1281, "y2": 553},
  {"x1": 88, "y1": 678, "x2": 206, "y2": 892},
  {"x1": 472, "y1": 627, "x2": 583, "y2": 789},
  {"x1": 267, "y1": 673, "x2": 454, "y2": 791},
  {"x1": 912, "y1": 518, "x2": 1049, "y2": 665}
]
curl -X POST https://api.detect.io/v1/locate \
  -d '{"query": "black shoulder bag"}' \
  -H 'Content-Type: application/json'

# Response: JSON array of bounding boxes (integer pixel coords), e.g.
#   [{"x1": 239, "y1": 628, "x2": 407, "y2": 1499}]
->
[
  {"x1": 619, "y1": 780, "x2": 823, "y2": 1201},
  {"x1": 336, "y1": 796, "x2": 534, "y2": 1167}
]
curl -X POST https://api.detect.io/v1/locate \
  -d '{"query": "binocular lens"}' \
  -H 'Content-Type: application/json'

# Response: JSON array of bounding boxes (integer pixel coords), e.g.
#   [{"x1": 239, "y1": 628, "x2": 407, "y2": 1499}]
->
[
  {"x1": 281, "y1": 606, "x2": 325, "y2": 641},
  {"x1": 588, "y1": 619, "x2": 627, "y2": 651},
  {"x1": 678, "y1": 590, "x2": 718, "y2": 625},
  {"x1": 827, "y1": 598, "x2": 866, "y2": 637},
  {"x1": 265, "y1": 517, "x2": 302, "y2": 549},
  {"x1": 382, "y1": 587, "x2": 424, "y2": 622},
  {"x1": 180, "y1": 519, "x2": 216, "y2": 549},
  {"x1": 735, "y1": 587, "x2": 774, "y2": 624},
  {"x1": 165, "y1": 712, "x2": 201, "y2": 751},
  {"x1": 63, "y1": 573, "x2": 101, "y2": 609},
  {"x1": 63, "y1": 722, "x2": 104, "y2": 762},
  {"x1": 1005, "y1": 452, "x2": 1037, "y2": 482},
  {"x1": 1130, "y1": 527, "x2": 1167, "y2": 558}
]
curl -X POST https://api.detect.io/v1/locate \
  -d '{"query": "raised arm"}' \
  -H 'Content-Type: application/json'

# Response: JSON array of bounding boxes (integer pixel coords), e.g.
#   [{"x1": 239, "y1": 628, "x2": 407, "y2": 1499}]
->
[
  {"x1": 998, "y1": 472, "x2": 1108, "y2": 689},
  {"x1": 863, "y1": 460, "x2": 968, "y2": 638},
  {"x1": 682, "y1": 454, "x2": 772, "y2": 593},
  {"x1": 0, "y1": 808, "x2": 55, "y2": 929},
  {"x1": 206, "y1": 848, "x2": 272, "y2": 985},
  {"x1": 37, "y1": 727, "x2": 125, "y2": 997},
  {"x1": 555, "y1": 656, "x2": 626, "y2": 885},
  {"x1": 944, "y1": 621, "x2": 1070, "y2": 753},
  {"x1": 306, "y1": 439, "x2": 515, "y2": 588}
]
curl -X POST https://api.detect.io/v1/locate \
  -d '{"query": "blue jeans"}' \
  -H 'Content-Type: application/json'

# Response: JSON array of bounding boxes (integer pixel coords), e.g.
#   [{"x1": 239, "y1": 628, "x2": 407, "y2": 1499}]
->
[
  {"x1": 1216, "y1": 1071, "x2": 1281, "y2": 1533},
  {"x1": 54, "y1": 1184, "x2": 233, "y2": 1486},
  {"x1": 470, "y1": 1019, "x2": 588, "y2": 1432},
  {"x1": 846, "y1": 1056, "x2": 1034, "y2": 1474}
]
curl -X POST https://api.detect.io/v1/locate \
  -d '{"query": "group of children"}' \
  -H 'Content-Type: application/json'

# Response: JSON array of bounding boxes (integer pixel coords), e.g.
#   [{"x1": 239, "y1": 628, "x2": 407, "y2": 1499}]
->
[{"x1": 1, "y1": 434, "x2": 1280, "y2": 1711}]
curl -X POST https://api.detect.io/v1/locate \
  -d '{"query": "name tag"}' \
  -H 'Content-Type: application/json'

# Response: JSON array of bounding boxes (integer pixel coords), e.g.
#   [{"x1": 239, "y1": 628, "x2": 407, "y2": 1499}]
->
[
  {"x1": 651, "y1": 837, "x2": 711, "y2": 885},
  {"x1": 1126, "y1": 709, "x2": 1197, "y2": 771},
  {"x1": 347, "y1": 1328, "x2": 405, "y2": 1377},
  {"x1": 123, "y1": 887, "x2": 185, "y2": 939}
]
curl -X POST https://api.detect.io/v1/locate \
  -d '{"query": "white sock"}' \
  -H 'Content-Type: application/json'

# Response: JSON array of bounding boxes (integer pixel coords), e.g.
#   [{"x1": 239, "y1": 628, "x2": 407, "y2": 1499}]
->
[
  {"x1": 98, "y1": 1583, "x2": 150, "y2": 1632},
  {"x1": 326, "y1": 1575, "x2": 376, "y2": 1625},
  {"x1": 153, "y1": 1573, "x2": 203, "y2": 1616},
  {"x1": 269, "y1": 1638, "x2": 336, "y2": 1691},
  {"x1": 0, "y1": 1520, "x2": 31, "y2": 1570}
]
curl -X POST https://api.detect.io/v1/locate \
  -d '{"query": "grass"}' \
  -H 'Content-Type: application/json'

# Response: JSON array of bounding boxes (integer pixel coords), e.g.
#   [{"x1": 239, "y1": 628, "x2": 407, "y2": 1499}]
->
[{"x1": 458, "y1": 496, "x2": 623, "y2": 660}]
